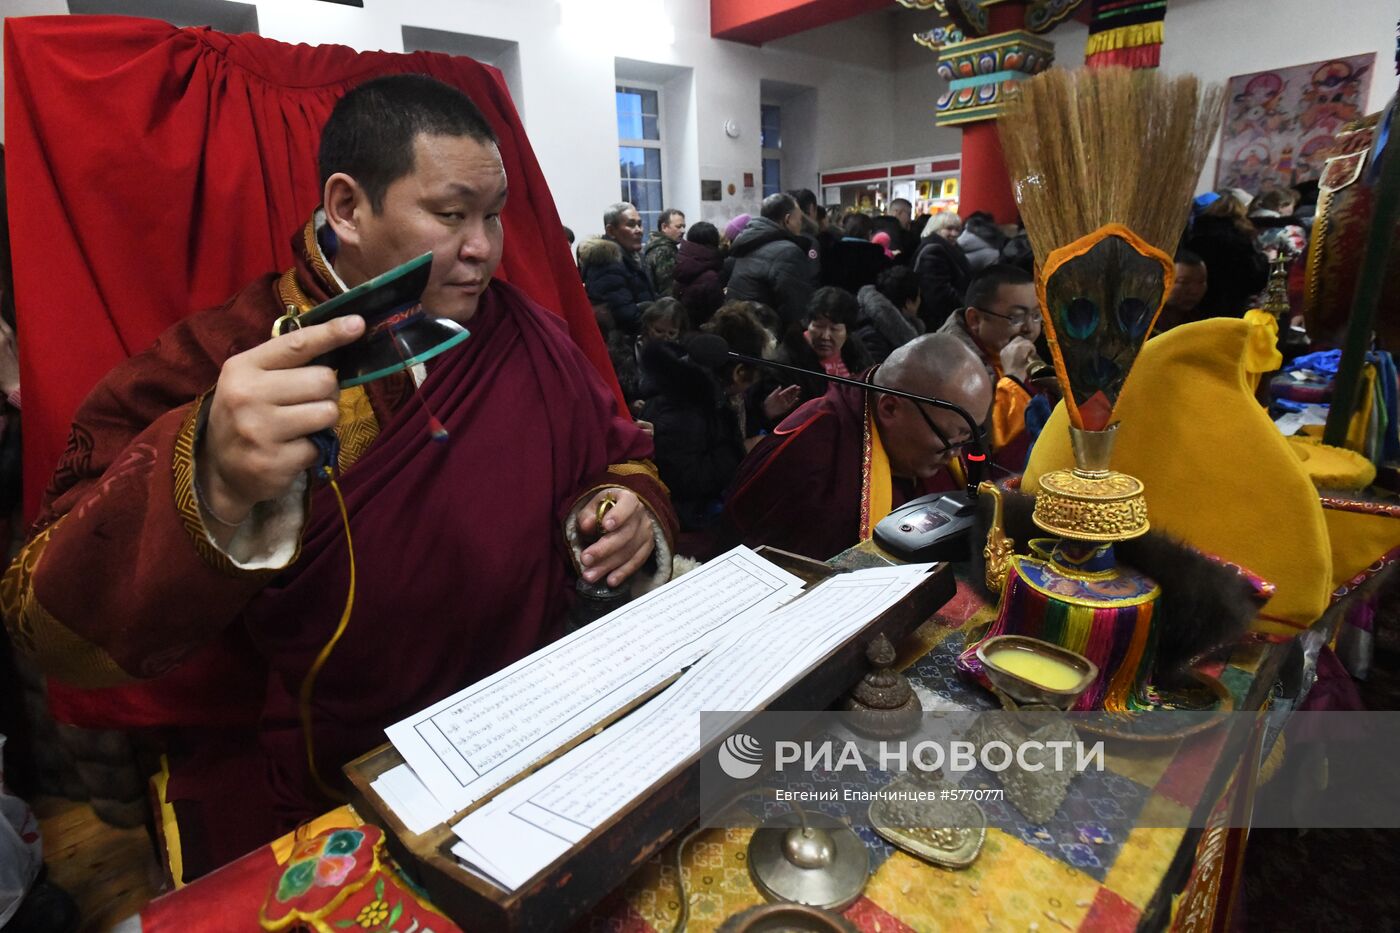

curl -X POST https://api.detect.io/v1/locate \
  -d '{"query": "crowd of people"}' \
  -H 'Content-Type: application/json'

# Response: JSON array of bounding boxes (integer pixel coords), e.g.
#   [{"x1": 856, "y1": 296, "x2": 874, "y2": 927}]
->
[
  {"x1": 572, "y1": 192, "x2": 1060, "y2": 559},
  {"x1": 572, "y1": 178, "x2": 1312, "y2": 560}
]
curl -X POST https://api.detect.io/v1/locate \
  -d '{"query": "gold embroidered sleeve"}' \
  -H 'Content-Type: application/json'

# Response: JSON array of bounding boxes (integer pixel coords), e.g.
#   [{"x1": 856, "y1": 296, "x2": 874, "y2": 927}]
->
[
  {"x1": 171, "y1": 396, "x2": 244, "y2": 575},
  {"x1": 1, "y1": 520, "x2": 132, "y2": 687}
]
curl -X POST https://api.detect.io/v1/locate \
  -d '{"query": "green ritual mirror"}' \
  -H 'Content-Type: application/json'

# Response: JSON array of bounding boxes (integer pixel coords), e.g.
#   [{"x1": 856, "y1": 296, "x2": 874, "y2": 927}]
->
[{"x1": 275, "y1": 252, "x2": 471, "y2": 388}]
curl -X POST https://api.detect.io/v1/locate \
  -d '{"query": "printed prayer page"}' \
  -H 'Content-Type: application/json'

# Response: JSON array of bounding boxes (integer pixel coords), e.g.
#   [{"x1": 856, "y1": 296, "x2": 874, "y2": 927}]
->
[
  {"x1": 449, "y1": 563, "x2": 934, "y2": 890},
  {"x1": 383, "y1": 547, "x2": 806, "y2": 815}
]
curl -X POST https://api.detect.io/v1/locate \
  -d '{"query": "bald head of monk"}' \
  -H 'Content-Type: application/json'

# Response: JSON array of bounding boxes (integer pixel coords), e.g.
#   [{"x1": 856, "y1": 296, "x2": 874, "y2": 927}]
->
[{"x1": 872, "y1": 334, "x2": 993, "y2": 480}]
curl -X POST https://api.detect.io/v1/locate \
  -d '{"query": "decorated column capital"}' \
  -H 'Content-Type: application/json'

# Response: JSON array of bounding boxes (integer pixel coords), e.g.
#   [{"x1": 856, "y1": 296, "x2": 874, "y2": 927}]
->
[{"x1": 934, "y1": 30, "x2": 1055, "y2": 126}]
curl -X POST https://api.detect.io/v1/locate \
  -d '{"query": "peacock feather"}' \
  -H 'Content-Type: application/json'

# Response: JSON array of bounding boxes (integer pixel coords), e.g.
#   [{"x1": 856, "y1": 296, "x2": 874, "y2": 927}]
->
[{"x1": 1040, "y1": 225, "x2": 1171, "y2": 430}]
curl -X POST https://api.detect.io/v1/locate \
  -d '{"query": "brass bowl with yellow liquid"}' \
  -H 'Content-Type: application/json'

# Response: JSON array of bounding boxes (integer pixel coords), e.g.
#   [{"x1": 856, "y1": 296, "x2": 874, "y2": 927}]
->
[{"x1": 974, "y1": 636, "x2": 1098, "y2": 710}]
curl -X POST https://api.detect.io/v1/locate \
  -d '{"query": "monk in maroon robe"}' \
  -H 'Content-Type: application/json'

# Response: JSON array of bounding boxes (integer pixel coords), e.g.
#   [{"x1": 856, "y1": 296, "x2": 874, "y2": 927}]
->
[
  {"x1": 2, "y1": 76, "x2": 676, "y2": 877},
  {"x1": 720, "y1": 334, "x2": 990, "y2": 561}
]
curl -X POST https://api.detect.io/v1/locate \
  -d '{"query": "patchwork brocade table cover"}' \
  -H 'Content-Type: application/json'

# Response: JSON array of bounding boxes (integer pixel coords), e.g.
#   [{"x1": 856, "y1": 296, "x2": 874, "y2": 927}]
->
[
  {"x1": 581, "y1": 571, "x2": 1274, "y2": 933},
  {"x1": 136, "y1": 562, "x2": 1289, "y2": 933}
]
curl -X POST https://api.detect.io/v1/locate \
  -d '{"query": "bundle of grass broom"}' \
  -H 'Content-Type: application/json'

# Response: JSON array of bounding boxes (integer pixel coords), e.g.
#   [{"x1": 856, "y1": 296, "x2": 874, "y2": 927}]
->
[{"x1": 998, "y1": 66, "x2": 1223, "y2": 267}]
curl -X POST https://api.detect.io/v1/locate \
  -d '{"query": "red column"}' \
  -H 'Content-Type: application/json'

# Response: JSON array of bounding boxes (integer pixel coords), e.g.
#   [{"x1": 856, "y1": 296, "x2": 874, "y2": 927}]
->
[
  {"x1": 957, "y1": 2, "x2": 1025, "y2": 224},
  {"x1": 960, "y1": 122, "x2": 1018, "y2": 223}
]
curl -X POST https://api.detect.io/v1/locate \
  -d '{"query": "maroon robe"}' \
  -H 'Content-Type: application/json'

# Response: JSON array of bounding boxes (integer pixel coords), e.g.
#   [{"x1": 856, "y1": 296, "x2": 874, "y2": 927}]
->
[
  {"x1": 4, "y1": 234, "x2": 676, "y2": 875},
  {"x1": 719, "y1": 382, "x2": 931, "y2": 561}
]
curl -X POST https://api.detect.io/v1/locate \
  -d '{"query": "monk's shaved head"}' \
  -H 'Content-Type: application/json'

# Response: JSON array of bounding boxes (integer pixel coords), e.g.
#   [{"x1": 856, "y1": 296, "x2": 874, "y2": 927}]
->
[
  {"x1": 873, "y1": 334, "x2": 994, "y2": 480},
  {"x1": 876, "y1": 334, "x2": 987, "y2": 402}
]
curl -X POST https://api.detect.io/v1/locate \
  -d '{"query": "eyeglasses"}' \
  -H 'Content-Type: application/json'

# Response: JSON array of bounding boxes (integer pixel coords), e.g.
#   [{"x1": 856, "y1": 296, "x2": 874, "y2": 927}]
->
[
  {"x1": 910, "y1": 399, "x2": 983, "y2": 456},
  {"x1": 972, "y1": 306, "x2": 1043, "y2": 328}
]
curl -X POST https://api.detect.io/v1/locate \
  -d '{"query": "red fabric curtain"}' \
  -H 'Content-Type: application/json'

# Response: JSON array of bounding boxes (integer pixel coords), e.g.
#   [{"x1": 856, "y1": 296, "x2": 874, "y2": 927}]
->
[{"x1": 4, "y1": 15, "x2": 616, "y2": 522}]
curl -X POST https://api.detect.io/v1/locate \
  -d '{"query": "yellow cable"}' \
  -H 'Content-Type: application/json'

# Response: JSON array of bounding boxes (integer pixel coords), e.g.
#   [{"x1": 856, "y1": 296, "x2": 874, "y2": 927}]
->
[{"x1": 299, "y1": 474, "x2": 355, "y2": 802}]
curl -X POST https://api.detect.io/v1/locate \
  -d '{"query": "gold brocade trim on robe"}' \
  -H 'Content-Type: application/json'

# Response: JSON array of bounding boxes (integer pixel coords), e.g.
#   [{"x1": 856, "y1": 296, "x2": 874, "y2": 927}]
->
[
  {"x1": 0, "y1": 521, "x2": 132, "y2": 687},
  {"x1": 301, "y1": 220, "x2": 338, "y2": 296},
  {"x1": 607, "y1": 459, "x2": 671, "y2": 497},
  {"x1": 1304, "y1": 188, "x2": 1334, "y2": 315},
  {"x1": 172, "y1": 397, "x2": 255, "y2": 577},
  {"x1": 277, "y1": 267, "x2": 313, "y2": 317},
  {"x1": 859, "y1": 398, "x2": 894, "y2": 542},
  {"x1": 860, "y1": 403, "x2": 873, "y2": 540}
]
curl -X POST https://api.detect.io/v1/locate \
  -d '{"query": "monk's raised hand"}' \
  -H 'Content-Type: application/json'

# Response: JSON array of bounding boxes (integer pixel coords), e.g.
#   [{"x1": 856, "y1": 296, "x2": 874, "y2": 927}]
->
[
  {"x1": 197, "y1": 315, "x2": 365, "y2": 529},
  {"x1": 999, "y1": 336, "x2": 1036, "y2": 384},
  {"x1": 576, "y1": 487, "x2": 655, "y2": 588}
]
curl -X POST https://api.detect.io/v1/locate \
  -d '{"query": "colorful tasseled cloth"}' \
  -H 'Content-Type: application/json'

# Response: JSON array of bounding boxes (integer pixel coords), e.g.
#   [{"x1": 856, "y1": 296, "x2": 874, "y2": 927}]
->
[
  {"x1": 960, "y1": 558, "x2": 1160, "y2": 712},
  {"x1": 1084, "y1": 0, "x2": 1167, "y2": 70}
]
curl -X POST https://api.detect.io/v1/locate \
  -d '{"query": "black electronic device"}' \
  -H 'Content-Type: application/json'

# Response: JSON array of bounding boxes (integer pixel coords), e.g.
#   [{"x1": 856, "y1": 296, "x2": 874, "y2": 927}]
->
[
  {"x1": 274, "y1": 252, "x2": 470, "y2": 388},
  {"x1": 872, "y1": 491, "x2": 979, "y2": 562}
]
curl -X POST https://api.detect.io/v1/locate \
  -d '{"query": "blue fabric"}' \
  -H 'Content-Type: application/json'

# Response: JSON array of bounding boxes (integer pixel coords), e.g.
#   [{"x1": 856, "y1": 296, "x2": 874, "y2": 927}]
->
[
  {"x1": 1273, "y1": 398, "x2": 1312, "y2": 413},
  {"x1": 1270, "y1": 353, "x2": 1399, "y2": 465},
  {"x1": 1021, "y1": 394, "x2": 1055, "y2": 470},
  {"x1": 1290, "y1": 349, "x2": 1342, "y2": 375},
  {"x1": 310, "y1": 428, "x2": 341, "y2": 479}
]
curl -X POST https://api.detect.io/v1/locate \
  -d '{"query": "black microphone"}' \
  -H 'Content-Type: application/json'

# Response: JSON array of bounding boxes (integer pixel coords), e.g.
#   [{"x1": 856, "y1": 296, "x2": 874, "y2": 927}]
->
[{"x1": 688, "y1": 333, "x2": 987, "y2": 498}]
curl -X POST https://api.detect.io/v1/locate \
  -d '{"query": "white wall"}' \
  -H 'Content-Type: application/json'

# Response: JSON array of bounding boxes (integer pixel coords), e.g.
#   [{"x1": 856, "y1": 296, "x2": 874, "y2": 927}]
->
[
  {"x1": 1155, "y1": 0, "x2": 1396, "y2": 193},
  {"x1": 889, "y1": 7, "x2": 965, "y2": 163},
  {"x1": 666, "y1": 0, "x2": 897, "y2": 228}
]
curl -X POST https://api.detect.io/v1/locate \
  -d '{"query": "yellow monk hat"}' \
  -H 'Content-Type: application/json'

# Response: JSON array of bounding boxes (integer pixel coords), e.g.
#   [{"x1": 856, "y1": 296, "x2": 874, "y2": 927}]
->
[{"x1": 1025, "y1": 317, "x2": 1336, "y2": 635}]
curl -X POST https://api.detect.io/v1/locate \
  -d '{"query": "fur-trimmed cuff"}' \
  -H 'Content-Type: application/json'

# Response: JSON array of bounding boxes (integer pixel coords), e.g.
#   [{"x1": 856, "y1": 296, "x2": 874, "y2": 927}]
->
[
  {"x1": 563, "y1": 487, "x2": 674, "y2": 597},
  {"x1": 213, "y1": 476, "x2": 307, "y2": 569}
]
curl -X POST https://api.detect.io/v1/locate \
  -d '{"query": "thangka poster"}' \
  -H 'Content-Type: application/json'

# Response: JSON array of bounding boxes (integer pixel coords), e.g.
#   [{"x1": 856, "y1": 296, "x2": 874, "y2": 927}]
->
[{"x1": 1215, "y1": 54, "x2": 1375, "y2": 193}]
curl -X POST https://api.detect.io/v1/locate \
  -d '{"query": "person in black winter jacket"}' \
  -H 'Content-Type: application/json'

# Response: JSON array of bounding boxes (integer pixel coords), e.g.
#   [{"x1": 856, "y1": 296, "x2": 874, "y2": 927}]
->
[
  {"x1": 642, "y1": 304, "x2": 770, "y2": 549},
  {"x1": 1185, "y1": 194, "x2": 1269, "y2": 318},
  {"x1": 855, "y1": 265, "x2": 925, "y2": 363},
  {"x1": 822, "y1": 212, "x2": 890, "y2": 295},
  {"x1": 578, "y1": 202, "x2": 656, "y2": 334},
  {"x1": 913, "y1": 211, "x2": 972, "y2": 331},
  {"x1": 672, "y1": 221, "x2": 725, "y2": 326},
  {"x1": 609, "y1": 298, "x2": 687, "y2": 414},
  {"x1": 1000, "y1": 231, "x2": 1034, "y2": 273},
  {"x1": 726, "y1": 193, "x2": 819, "y2": 330}
]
